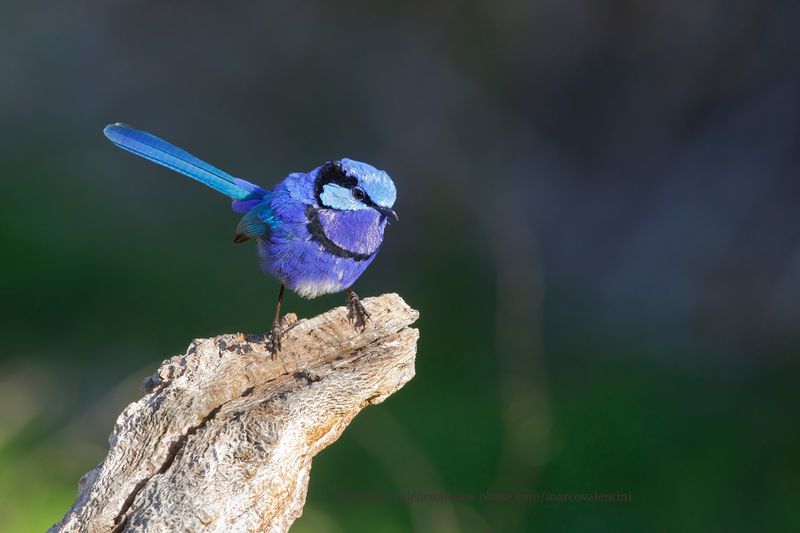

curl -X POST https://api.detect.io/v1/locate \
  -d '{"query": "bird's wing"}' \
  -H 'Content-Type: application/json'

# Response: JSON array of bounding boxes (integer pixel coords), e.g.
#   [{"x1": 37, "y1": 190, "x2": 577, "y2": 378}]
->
[
  {"x1": 234, "y1": 202, "x2": 276, "y2": 243},
  {"x1": 104, "y1": 123, "x2": 266, "y2": 201}
]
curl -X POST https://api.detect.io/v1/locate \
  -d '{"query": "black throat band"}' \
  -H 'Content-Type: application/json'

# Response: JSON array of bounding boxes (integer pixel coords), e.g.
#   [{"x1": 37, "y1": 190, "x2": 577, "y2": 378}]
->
[{"x1": 305, "y1": 206, "x2": 374, "y2": 261}]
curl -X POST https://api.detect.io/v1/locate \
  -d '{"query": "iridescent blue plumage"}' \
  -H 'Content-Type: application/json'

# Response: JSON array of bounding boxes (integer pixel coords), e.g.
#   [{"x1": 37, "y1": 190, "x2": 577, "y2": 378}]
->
[
  {"x1": 104, "y1": 124, "x2": 265, "y2": 201},
  {"x1": 103, "y1": 123, "x2": 397, "y2": 350}
]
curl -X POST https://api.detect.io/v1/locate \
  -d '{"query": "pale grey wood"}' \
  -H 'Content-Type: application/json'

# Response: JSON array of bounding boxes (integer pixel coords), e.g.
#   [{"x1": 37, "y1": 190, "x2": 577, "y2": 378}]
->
[{"x1": 51, "y1": 293, "x2": 419, "y2": 533}]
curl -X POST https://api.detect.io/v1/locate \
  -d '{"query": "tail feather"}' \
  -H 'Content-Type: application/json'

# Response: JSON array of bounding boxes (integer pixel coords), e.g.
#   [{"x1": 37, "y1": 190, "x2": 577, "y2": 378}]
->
[{"x1": 103, "y1": 123, "x2": 266, "y2": 202}]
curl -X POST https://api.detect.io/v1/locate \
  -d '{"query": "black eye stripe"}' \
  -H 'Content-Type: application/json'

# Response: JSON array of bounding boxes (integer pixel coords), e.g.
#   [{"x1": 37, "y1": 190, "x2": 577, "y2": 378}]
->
[
  {"x1": 315, "y1": 161, "x2": 357, "y2": 205},
  {"x1": 314, "y1": 161, "x2": 382, "y2": 209}
]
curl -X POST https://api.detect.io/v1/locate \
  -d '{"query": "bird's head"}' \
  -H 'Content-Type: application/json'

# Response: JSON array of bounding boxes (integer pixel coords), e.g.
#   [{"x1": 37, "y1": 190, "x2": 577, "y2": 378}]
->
[{"x1": 313, "y1": 159, "x2": 397, "y2": 222}]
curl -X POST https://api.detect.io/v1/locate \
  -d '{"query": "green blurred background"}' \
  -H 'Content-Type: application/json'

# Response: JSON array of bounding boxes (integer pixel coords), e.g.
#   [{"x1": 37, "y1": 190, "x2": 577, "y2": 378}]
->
[{"x1": 1, "y1": 1, "x2": 799, "y2": 531}]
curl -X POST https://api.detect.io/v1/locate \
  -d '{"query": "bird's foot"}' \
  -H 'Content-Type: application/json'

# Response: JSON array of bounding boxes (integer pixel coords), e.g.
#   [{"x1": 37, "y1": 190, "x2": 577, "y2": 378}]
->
[
  {"x1": 346, "y1": 289, "x2": 370, "y2": 331},
  {"x1": 267, "y1": 319, "x2": 282, "y2": 355}
]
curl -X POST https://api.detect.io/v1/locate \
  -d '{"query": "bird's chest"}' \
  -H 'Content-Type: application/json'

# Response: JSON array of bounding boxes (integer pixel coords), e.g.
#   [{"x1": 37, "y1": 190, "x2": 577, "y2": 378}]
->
[
  {"x1": 308, "y1": 207, "x2": 385, "y2": 258},
  {"x1": 258, "y1": 206, "x2": 386, "y2": 297}
]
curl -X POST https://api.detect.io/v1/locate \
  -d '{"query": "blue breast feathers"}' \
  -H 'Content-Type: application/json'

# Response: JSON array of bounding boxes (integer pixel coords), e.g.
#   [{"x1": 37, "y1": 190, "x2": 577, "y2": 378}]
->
[{"x1": 307, "y1": 206, "x2": 386, "y2": 260}]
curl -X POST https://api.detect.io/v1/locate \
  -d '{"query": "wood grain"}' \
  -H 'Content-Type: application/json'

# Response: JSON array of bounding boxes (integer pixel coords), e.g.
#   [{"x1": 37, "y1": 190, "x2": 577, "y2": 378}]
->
[{"x1": 50, "y1": 293, "x2": 419, "y2": 533}]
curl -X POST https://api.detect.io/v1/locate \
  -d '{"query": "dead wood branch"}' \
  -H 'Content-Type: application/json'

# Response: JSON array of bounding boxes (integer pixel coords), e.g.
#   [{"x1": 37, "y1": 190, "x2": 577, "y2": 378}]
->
[{"x1": 50, "y1": 293, "x2": 419, "y2": 533}]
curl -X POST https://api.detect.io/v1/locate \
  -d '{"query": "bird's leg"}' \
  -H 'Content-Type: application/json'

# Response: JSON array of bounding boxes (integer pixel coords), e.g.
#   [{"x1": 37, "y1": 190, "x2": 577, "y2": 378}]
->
[
  {"x1": 346, "y1": 287, "x2": 370, "y2": 330},
  {"x1": 268, "y1": 284, "x2": 285, "y2": 354}
]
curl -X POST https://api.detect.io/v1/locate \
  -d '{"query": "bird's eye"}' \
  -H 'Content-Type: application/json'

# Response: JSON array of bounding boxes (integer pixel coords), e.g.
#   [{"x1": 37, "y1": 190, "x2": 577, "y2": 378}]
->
[{"x1": 352, "y1": 188, "x2": 366, "y2": 201}]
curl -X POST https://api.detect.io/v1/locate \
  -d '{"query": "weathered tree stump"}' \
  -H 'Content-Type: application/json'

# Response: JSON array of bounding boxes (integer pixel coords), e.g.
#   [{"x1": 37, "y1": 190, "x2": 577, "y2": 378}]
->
[{"x1": 51, "y1": 293, "x2": 419, "y2": 533}]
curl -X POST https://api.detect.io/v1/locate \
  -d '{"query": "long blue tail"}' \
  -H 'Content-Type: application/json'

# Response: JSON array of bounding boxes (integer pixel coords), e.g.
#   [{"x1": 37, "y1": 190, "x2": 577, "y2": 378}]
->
[{"x1": 103, "y1": 123, "x2": 266, "y2": 205}]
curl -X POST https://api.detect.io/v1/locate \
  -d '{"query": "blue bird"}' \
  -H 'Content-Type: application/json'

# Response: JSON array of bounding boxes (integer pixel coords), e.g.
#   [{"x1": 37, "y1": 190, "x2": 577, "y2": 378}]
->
[{"x1": 103, "y1": 123, "x2": 397, "y2": 351}]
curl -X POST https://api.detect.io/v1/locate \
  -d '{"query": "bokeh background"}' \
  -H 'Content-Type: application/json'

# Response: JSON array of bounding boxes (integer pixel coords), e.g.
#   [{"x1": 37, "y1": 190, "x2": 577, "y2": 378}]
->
[{"x1": 1, "y1": 1, "x2": 799, "y2": 531}]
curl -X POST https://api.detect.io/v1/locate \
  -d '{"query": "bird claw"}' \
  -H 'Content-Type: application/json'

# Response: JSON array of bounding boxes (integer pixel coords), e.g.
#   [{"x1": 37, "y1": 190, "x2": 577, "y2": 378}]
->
[
  {"x1": 346, "y1": 289, "x2": 370, "y2": 331},
  {"x1": 267, "y1": 319, "x2": 282, "y2": 355}
]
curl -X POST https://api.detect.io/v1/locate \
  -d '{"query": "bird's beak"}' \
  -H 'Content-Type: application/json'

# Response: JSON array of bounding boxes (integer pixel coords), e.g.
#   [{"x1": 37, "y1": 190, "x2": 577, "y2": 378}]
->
[{"x1": 376, "y1": 205, "x2": 399, "y2": 222}]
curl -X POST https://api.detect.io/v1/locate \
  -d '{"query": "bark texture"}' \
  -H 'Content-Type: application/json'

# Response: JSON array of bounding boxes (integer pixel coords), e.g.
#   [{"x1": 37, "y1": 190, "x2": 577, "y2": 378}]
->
[{"x1": 51, "y1": 293, "x2": 419, "y2": 533}]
